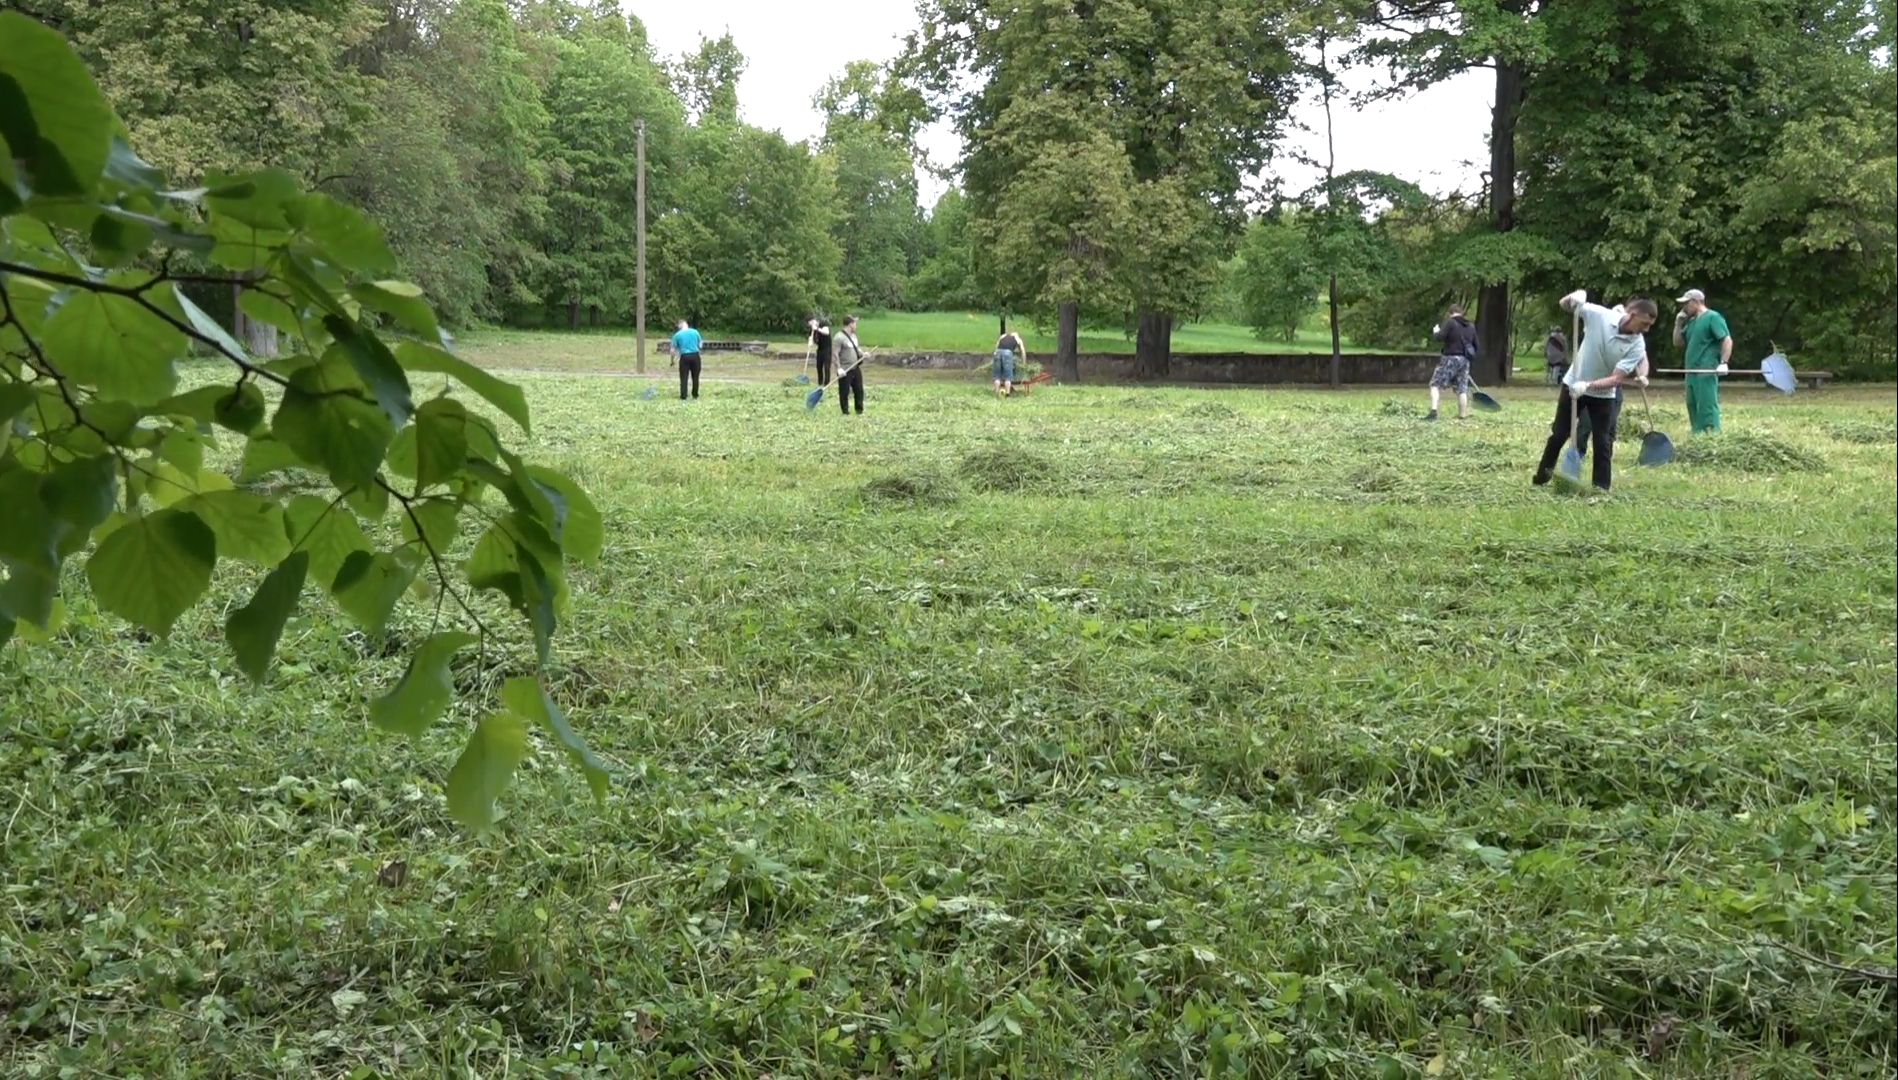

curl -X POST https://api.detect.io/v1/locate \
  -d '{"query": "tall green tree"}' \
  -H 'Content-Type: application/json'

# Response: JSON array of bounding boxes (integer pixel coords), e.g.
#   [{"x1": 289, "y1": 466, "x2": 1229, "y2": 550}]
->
[
  {"x1": 1352, "y1": 0, "x2": 1551, "y2": 383},
  {"x1": 908, "y1": 187, "x2": 985, "y2": 311},
  {"x1": 32, "y1": 0, "x2": 379, "y2": 182},
  {"x1": 817, "y1": 62, "x2": 926, "y2": 310},
  {"x1": 531, "y1": 9, "x2": 681, "y2": 328},
  {"x1": 911, "y1": 0, "x2": 1303, "y2": 377},
  {"x1": 1234, "y1": 214, "x2": 1322, "y2": 344},
  {"x1": 1516, "y1": 0, "x2": 1895, "y2": 371}
]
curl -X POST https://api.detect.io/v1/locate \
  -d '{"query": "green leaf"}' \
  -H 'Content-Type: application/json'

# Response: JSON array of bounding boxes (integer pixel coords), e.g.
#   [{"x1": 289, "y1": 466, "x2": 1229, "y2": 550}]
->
[
  {"x1": 323, "y1": 317, "x2": 413, "y2": 428},
  {"x1": 398, "y1": 498, "x2": 460, "y2": 552},
  {"x1": 238, "y1": 288, "x2": 303, "y2": 339},
  {"x1": 206, "y1": 216, "x2": 292, "y2": 272},
  {"x1": 240, "y1": 434, "x2": 307, "y2": 481},
  {"x1": 0, "y1": 563, "x2": 58, "y2": 629},
  {"x1": 291, "y1": 193, "x2": 397, "y2": 274},
  {"x1": 224, "y1": 551, "x2": 307, "y2": 683},
  {"x1": 527, "y1": 467, "x2": 602, "y2": 563},
  {"x1": 102, "y1": 136, "x2": 166, "y2": 192},
  {"x1": 342, "y1": 477, "x2": 390, "y2": 523},
  {"x1": 0, "y1": 12, "x2": 116, "y2": 197},
  {"x1": 465, "y1": 523, "x2": 559, "y2": 663},
  {"x1": 394, "y1": 342, "x2": 531, "y2": 434},
  {"x1": 0, "y1": 380, "x2": 34, "y2": 424},
  {"x1": 502, "y1": 677, "x2": 609, "y2": 804},
  {"x1": 147, "y1": 462, "x2": 232, "y2": 508},
  {"x1": 214, "y1": 383, "x2": 267, "y2": 434},
  {"x1": 283, "y1": 494, "x2": 371, "y2": 588},
  {"x1": 150, "y1": 385, "x2": 230, "y2": 425},
  {"x1": 413, "y1": 399, "x2": 469, "y2": 492},
  {"x1": 349, "y1": 280, "x2": 440, "y2": 341},
  {"x1": 158, "y1": 426, "x2": 204, "y2": 473},
  {"x1": 177, "y1": 490, "x2": 289, "y2": 566},
  {"x1": 172, "y1": 284, "x2": 250, "y2": 363},
  {"x1": 330, "y1": 548, "x2": 419, "y2": 635},
  {"x1": 204, "y1": 168, "x2": 300, "y2": 230},
  {"x1": 39, "y1": 289, "x2": 186, "y2": 405},
  {"x1": 85, "y1": 507, "x2": 216, "y2": 636},
  {"x1": 43, "y1": 452, "x2": 118, "y2": 557},
  {"x1": 370, "y1": 631, "x2": 478, "y2": 737},
  {"x1": 0, "y1": 464, "x2": 63, "y2": 574},
  {"x1": 446, "y1": 712, "x2": 531, "y2": 833},
  {"x1": 272, "y1": 359, "x2": 393, "y2": 491}
]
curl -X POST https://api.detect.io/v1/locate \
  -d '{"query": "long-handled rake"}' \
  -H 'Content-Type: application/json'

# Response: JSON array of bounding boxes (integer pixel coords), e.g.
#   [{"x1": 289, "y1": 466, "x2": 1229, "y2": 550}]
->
[
  {"x1": 805, "y1": 350, "x2": 871, "y2": 410},
  {"x1": 1554, "y1": 304, "x2": 1586, "y2": 490}
]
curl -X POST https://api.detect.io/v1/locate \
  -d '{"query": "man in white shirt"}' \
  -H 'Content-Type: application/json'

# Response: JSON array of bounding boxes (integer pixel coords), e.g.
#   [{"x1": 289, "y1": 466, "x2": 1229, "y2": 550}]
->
[{"x1": 1533, "y1": 290, "x2": 1656, "y2": 492}]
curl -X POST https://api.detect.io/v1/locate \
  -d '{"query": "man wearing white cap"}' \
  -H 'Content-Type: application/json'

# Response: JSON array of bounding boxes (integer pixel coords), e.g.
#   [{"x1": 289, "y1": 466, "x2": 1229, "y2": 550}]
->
[{"x1": 1673, "y1": 288, "x2": 1732, "y2": 433}]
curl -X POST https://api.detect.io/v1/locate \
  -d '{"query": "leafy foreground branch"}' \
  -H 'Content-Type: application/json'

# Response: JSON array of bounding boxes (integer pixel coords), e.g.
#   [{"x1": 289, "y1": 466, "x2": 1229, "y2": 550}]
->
[{"x1": 0, "y1": 11, "x2": 606, "y2": 830}]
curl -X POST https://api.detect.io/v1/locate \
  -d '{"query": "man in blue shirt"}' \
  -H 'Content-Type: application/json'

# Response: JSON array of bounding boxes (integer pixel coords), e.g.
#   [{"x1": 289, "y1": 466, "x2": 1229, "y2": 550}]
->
[{"x1": 671, "y1": 320, "x2": 704, "y2": 400}]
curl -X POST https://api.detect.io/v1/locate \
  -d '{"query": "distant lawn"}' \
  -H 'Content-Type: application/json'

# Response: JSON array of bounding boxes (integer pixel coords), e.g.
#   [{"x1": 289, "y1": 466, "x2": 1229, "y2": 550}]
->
[{"x1": 458, "y1": 312, "x2": 1383, "y2": 358}]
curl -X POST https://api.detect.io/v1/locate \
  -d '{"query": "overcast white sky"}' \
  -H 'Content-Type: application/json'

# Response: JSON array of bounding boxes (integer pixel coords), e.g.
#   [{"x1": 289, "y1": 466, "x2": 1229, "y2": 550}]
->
[{"x1": 630, "y1": 0, "x2": 1494, "y2": 207}]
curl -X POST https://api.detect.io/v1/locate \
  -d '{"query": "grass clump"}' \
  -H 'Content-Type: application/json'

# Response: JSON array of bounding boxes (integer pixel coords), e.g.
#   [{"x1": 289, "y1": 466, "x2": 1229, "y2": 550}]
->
[
  {"x1": 1827, "y1": 418, "x2": 1896, "y2": 444},
  {"x1": 958, "y1": 445, "x2": 1055, "y2": 492},
  {"x1": 1676, "y1": 430, "x2": 1828, "y2": 472},
  {"x1": 860, "y1": 466, "x2": 962, "y2": 506}
]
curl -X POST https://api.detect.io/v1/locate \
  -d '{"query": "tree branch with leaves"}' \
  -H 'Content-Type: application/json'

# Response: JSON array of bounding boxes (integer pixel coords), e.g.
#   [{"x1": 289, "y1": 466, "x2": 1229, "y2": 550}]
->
[{"x1": 0, "y1": 12, "x2": 606, "y2": 832}]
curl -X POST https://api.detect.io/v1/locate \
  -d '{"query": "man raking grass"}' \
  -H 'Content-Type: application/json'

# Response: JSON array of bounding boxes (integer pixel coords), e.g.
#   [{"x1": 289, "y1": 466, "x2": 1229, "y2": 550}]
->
[{"x1": 1536, "y1": 289, "x2": 1655, "y2": 493}]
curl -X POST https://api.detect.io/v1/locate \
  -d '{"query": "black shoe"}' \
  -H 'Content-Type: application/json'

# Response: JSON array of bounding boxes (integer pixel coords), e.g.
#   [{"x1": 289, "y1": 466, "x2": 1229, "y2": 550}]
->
[
  {"x1": 1423, "y1": 411, "x2": 1439, "y2": 421},
  {"x1": 1532, "y1": 470, "x2": 1552, "y2": 486}
]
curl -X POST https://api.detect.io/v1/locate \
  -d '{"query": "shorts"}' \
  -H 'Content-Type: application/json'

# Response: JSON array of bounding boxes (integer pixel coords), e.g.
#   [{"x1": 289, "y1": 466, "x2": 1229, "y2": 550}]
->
[
  {"x1": 992, "y1": 349, "x2": 1017, "y2": 381},
  {"x1": 1429, "y1": 354, "x2": 1471, "y2": 391}
]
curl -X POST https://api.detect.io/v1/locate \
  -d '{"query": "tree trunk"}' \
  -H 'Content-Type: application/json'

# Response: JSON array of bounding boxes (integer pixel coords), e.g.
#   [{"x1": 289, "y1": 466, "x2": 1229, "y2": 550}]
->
[
  {"x1": 1478, "y1": 57, "x2": 1527, "y2": 385},
  {"x1": 567, "y1": 299, "x2": 581, "y2": 330},
  {"x1": 588, "y1": 304, "x2": 598, "y2": 327},
  {"x1": 1327, "y1": 273, "x2": 1342, "y2": 388},
  {"x1": 1056, "y1": 301, "x2": 1080, "y2": 383},
  {"x1": 231, "y1": 276, "x2": 278, "y2": 358},
  {"x1": 1134, "y1": 311, "x2": 1172, "y2": 380}
]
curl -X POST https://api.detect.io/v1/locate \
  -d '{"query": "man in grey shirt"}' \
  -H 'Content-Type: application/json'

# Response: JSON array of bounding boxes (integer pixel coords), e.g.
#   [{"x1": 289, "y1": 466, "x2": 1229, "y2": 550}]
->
[{"x1": 1533, "y1": 290, "x2": 1655, "y2": 492}]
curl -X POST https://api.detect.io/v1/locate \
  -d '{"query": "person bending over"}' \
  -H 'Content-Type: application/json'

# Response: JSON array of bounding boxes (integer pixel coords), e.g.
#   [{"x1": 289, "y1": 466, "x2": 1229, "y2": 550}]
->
[{"x1": 1535, "y1": 290, "x2": 1654, "y2": 492}]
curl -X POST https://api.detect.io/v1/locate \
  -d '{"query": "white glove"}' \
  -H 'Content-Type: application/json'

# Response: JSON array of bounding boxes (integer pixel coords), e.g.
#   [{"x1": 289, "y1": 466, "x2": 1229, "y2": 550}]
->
[
  {"x1": 1675, "y1": 310, "x2": 1689, "y2": 325},
  {"x1": 1634, "y1": 375, "x2": 1649, "y2": 388},
  {"x1": 1569, "y1": 380, "x2": 1589, "y2": 397},
  {"x1": 1561, "y1": 289, "x2": 1587, "y2": 309},
  {"x1": 1715, "y1": 363, "x2": 1729, "y2": 375}
]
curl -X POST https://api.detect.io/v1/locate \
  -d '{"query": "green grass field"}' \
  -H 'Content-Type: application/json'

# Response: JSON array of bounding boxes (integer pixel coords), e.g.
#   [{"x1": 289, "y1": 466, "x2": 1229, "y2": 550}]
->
[
  {"x1": 3, "y1": 367, "x2": 1893, "y2": 1078},
  {"x1": 460, "y1": 311, "x2": 1365, "y2": 365}
]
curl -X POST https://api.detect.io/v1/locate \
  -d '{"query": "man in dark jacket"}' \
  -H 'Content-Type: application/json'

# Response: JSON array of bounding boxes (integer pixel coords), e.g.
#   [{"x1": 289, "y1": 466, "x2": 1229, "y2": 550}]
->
[
  {"x1": 1426, "y1": 305, "x2": 1478, "y2": 420},
  {"x1": 808, "y1": 316, "x2": 833, "y2": 386}
]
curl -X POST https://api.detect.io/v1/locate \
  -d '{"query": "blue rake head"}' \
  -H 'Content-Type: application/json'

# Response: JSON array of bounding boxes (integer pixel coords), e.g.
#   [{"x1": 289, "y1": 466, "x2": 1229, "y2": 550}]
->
[{"x1": 804, "y1": 386, "x2": 825, "y2": 411}]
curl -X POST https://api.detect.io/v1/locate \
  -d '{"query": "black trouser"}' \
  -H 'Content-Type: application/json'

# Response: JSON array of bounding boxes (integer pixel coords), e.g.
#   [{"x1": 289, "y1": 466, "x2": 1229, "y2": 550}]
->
[
  {"x1": 1576, "y1": 387, "x2": 1623, "y2": 459},
  {"x1": 1537, "y1": 386, "x2": 1617, "y2": 490},
  {"x1": 815, "y1": 352, "x2": 832, "y2": 386},
  {"x1": 678, "y1": 353, "x2": 701, "y2": 399},
  {"x1": 837, "y1": 365, "x2": 864, "y2": 414}
]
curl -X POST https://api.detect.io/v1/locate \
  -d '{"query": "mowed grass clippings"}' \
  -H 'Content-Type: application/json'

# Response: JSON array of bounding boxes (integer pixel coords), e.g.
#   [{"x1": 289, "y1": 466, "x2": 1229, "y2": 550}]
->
[{"x1": 2, "y1": 376, "x2": 1893, "y2": 1079}]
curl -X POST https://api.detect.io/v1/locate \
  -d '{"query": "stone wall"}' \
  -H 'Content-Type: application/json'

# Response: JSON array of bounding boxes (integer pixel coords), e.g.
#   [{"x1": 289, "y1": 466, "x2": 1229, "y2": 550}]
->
[{"x1": 873, "y1": 351, "x2": 1442, "y2": 385}]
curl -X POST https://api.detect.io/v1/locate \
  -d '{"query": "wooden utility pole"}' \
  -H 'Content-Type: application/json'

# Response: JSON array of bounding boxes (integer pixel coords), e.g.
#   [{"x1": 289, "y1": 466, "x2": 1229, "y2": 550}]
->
[{"x1": 635, "y1": 118, "x2": 647, "y2": 375}]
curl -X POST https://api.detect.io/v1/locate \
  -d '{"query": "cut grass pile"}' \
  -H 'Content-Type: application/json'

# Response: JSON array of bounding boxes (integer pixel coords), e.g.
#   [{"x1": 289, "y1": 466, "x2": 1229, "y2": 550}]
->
[{"x1": 2, "y1": 378, "x2": 1893, "y2": 1079}]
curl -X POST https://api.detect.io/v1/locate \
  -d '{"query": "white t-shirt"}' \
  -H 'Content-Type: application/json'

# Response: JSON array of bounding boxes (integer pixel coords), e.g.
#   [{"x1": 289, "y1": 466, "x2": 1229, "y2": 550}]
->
[{"x1": 1565, "y1": 303, "x2": 1646, "y2": 398}]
